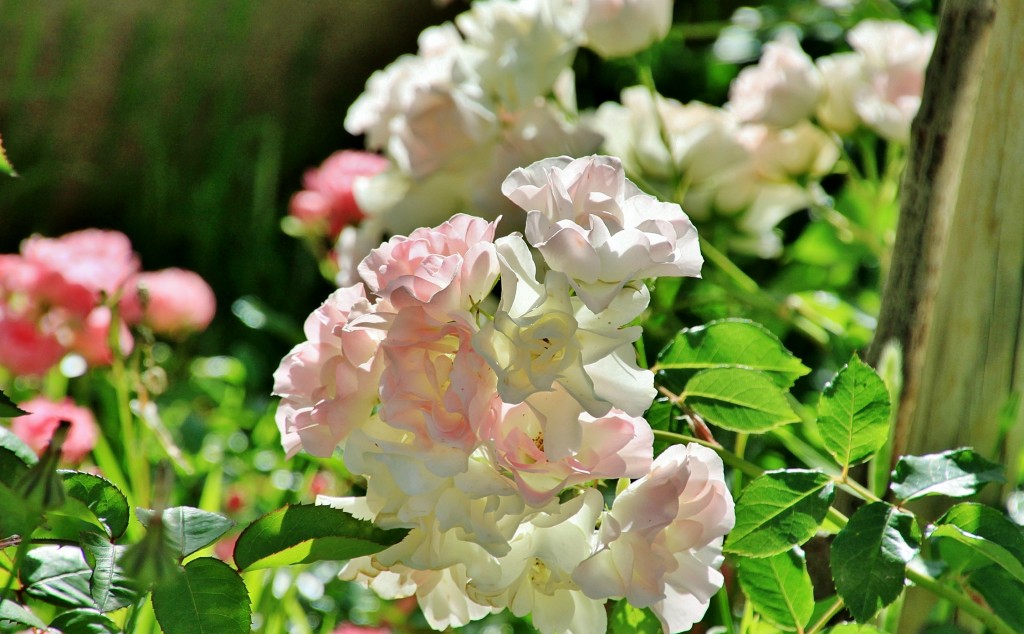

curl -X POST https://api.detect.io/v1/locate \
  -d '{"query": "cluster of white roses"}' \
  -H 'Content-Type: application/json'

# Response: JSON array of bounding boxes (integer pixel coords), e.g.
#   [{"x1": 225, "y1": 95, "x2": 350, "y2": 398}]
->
[
  {"x1": 274, "y1": 155, "x2": 735, "y2": 634},
  {"x1": 597, "y1": 20, "x2": 934, "y2": 256},
  {"x1": 334, "y1": 0, "x2": 933, "y2": 270},
  {"x1": 336, "y1": 0, "x2": 673, "y2": 282}
]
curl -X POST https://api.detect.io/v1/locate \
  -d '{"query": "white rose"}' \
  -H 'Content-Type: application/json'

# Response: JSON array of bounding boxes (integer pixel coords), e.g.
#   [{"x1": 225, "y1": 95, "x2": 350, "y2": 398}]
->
[
  {"x1": 581, "y1": 0, "x2": 673, "y2": 59},
  {"x1": 728, "y1": 33, "x2": 823, "y2": 128}
]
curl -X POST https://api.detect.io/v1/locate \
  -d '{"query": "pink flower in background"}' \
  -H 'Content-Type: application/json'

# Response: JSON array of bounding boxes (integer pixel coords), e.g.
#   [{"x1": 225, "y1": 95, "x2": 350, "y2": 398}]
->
[
  {"x1": 0, "y1": 316, "x2": 65, "y2": 376},
  {"x1": 71, "y1": 306, "x2": 134, "y2": 366},
  {"x1": 289, "y1": 150, "x2": 390, "y2": 238},
  {"x1": 21, "y1": 229, "x2": 139, "y2": 314},
  {"x1": 122, "y1": 268, "x2": 216, "y2": 336},
  {"x1": 11, "y1": 396, "x2": 99, "y2": 463}
]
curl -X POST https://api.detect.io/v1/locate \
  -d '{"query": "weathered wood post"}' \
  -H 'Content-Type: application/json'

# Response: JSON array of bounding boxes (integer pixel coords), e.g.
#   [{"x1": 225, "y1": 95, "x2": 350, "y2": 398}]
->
[{"x1": 870, "y1": 0, "x2": 1024, "y2": 496}]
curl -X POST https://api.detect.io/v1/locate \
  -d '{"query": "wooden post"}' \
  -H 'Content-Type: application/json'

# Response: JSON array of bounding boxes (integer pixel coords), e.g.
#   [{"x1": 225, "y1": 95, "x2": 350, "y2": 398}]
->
[{"x1": 870, "y1": 0, "x2": 1024, "y2": 494}]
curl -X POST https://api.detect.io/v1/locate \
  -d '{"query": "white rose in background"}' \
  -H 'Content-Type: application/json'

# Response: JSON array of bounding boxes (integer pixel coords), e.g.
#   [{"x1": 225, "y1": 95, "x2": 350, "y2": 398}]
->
[
  {"x1": 455, "y1": 0, "x2": 582, "y2": 110},
  {"x1": 815, "y1": 52, "x2": 863, "y2": 136},
  {"x1": 502, "y1": 155, "x2": 702, "y2": 313},
  {"x1": 579, "y1": 0, "x2": 674, "y2": 59},
  {"x1": 814, "y1": 20, "x2": 934, "y2": 143},
  {"x1": 848, "y1": 19, "x2": 934, "y2": 143},
  {"x1": 728, "y1": 33, "x2": 823, "y2": 128},
  {"x1": 573, "y1": 444, "x2": 735, "y2": 633},
  {"x1": 595, "y1": 89, "x2": 749, "y2": 196}
]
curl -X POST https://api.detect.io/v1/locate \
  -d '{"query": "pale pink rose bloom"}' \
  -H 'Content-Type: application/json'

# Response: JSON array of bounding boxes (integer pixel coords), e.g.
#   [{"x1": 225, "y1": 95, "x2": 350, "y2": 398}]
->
[
  {"x1": 273, "y1": 285, "x2": 390, "y2": 457},
  {"x1": 11, "y1": 397, "x2": 99, "y2": 463},
  {"x1": 378, "y1": 308, "x2": 495, "y2": 455},
  {"x1": 573, "y1": 444, "x2": 735, "y2": 633},
  {"x1": 358, "y1": 214, "x2": 499, "y2": 322},
  {"x1": 487, "y1": 385, "x2": 654, "y2": 506},
  {"x1": 121, "y1": 268, "x2": 216, "y2": 336},
  {"x1": 728, "y1": 33, "x2": 823, "y2": 128},
  {"x1": 21, "y1": 229, "x2": 139, "y2": 314},
  {"x1": 581, "y1": 0, "x2": 673, "y2": 59},
  {"x1": 289, "y1": 151, "x2": 389, "y2": 239},
  {"x1": 847, "y1": 20, "x2": 934, "y2": 143},
  {"x1": 71, "y1": 306, "x2": 134, "y2": 366},
  {"x1": 0, "y1": 316, "x2": 65, "y2": 376},
  {"x1": 503, "y1": 155, "x2": 702, "y2": 313}
]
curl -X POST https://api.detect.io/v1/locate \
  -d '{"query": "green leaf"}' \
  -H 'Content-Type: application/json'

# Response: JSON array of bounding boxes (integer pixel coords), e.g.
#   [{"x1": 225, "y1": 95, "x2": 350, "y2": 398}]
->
[
  {"x1": 151, "y1": 558, "x2": 250, "y2": 634},
  {"x1": 737, "y1": 549, "x2": 814, "y2": 631},
  {"x1": 967, "y1": 566, "x2": 1024, "y2": 633},
  {"x1": 608, "y1": 600, "x2": 661, "y2": 634},
  {"x1": 0, "y1": 600, "x2": 47, "y2": 631},
  {"x1": 890, "y1": 448, "x2": 1005, "y2": 502},
  {"x1": 21, "y1": 545, "x2": 96, "y2": 609},
  {"x1": 61, "y1": 472, "x2": 130, "y2": 539},
  {"x1": 233, "y1": 504, "x2": 409, "y2": 571},
  {"x1": 49, "y1": 608, "x2": 122, "y2": 634},
  {"x1": 0, "y1": 390, "x2": 26, "y2": 418},
  {"x1": 930, "y1": 503, "x2": 1024, "y2": 583},
  {"x1": 683, "y1": 368, "x2": 800, "y2": 433},
  {"x1": 0, "y1": 448, "x2": 30, "y2": 488},
  {"x1": 656, "y1": 319, "x2": 810, "y2": 388},
  {"x1": 831, "y1": 502, "x2": 920, "y2": 622},
  {"x1": 644, "y1": 397, "x2": 680, "y2": 432},
  {"x1": 0, "y1": 134, "x2": 14, "y2": 177},
  {"x1": 817, "y1": 355, "x2": 891, "y2": 468},
  {"x1": 80, "y1": 532, "x2": 137, "y2": 612},
  {"x1": 655, "y1": 319, "x2": 806, "y2": 389},
  {"x1": 724, "y1": 470, "x2": 835, "y2": 557},
  {"x1": 0, "y1": 426, "x2": 37, "y2": 467},
  {"x1": 137, "y1": 506, "x2": 233, "y2": 559},
  {"x1": 0, "y1": 481, "x2": 39, "y2": 538}
]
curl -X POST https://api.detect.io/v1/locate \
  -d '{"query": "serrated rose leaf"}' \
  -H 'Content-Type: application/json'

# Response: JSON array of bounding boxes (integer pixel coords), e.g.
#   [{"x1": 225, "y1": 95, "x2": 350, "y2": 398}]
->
[
  {"x1": 684, "y1": 368, "x2": 800, "y2": 433},
  {"x1": 725, "y1": 470, "x2": 834, "y2": 557},
  {"x1": 817, "y1": 354, "x2": 891, "y2": 468},
  {"x1": 831, "y1": 502, "x2": 919, "y2": 622}
]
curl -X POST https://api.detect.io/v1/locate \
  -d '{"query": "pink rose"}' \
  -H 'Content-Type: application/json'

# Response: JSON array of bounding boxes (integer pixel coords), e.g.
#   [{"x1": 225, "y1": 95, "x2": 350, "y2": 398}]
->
[
  {"x1": 273, "y1": 285, "x2": 390, "y2": 457},
  {"x1": 0, "y1": 316, "x2": 65, "y2": 376},
  {"x1": 728, "y1": 33, "x2": 823, "y2": 128},
  {"x1": 21, "y1": 229, "x2": 139, "y2": 315},
  {"x1": 11, "y1": 397, "x2": 99, "y2": 463},
  {"x1": 358, "y1": 214, "x2": 499, "y2": 322},
  {"x1": 289, "y1": 151, "x2": 390, "y2": 239},
  {"x1": 378, "y1": 308, "x2": 494, "y2": 455},
  {"x1": 573, "y1": 444, "x2": 735, "y2": 633},
  {"x1": 122, "y1": 268, "x2": 216, "y2": 336},
  {"x1": 331, "y1": 625, "x2": 391, "y2": 634},
  {"x1": 71, "y1": 306, "x2": 134, "y2": 366}
]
